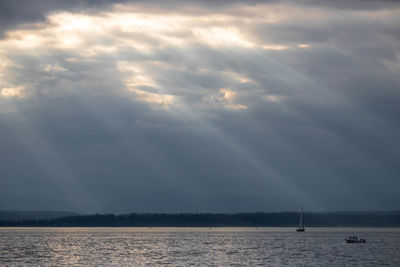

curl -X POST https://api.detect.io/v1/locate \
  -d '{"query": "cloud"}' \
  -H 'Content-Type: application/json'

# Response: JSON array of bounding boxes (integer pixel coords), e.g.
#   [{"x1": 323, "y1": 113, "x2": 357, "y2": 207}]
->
[
  {"x1": 0, "y1": 0, "x2": 399, "y2": 212},
  {"x1": 1, "y1": 86, "x2": 26, "y2": 98}
]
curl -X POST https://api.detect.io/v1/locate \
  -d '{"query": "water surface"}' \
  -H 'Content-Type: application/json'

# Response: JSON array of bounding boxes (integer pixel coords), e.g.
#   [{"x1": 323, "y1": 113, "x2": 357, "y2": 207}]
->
[{"x1": 1, "y1": 227, "x2": 399, "y2": 266}]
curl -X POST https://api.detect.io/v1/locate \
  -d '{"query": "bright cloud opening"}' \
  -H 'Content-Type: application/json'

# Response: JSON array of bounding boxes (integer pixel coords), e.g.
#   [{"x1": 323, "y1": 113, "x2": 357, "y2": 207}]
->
[
  {"x1": 193, "y1": 27, "x2": 254, "y2": 48},
  {"x1": 130, "y1": 88, "x2": 174, "y2": 108},
  {"x1": 1, "y1": 86, "x2": 26, "y2": 98}
]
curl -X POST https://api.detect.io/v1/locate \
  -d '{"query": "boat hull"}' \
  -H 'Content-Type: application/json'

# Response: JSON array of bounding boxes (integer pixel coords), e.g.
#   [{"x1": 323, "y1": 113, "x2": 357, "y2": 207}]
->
[{"x1": 345, "y1": 239, "x2": 365, "y2": 243}]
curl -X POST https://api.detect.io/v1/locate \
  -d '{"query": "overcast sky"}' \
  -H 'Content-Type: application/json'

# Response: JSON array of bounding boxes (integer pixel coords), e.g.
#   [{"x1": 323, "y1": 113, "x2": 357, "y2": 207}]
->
[{"x1": 0, "y1": 0, "x2": 399, "y2": 213}]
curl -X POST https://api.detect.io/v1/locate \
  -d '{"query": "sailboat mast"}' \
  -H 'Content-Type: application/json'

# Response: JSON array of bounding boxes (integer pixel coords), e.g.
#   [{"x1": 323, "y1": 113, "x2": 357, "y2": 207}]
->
[
  {"x1": 296, "y1": 206, "x2": 305, "y2": 231},
  {"x1": 299, "y1": 206, "x2": 303, "y2": 228},
  {"x1": 301, "y1": 206, "x2": 304, "y2": 228}
]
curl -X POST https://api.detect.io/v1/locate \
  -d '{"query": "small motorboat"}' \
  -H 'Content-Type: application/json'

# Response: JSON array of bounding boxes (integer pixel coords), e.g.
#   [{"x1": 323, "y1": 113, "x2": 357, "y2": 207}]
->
[{"x1": 345, "y1": 236, "x2": 366, "y2": 243}]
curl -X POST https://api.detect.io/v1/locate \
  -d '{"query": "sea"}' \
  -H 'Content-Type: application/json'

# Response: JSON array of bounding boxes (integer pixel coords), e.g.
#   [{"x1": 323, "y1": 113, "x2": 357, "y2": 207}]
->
[{"x1": 0, "y1": 227, "x2": 399, "y2": 266}]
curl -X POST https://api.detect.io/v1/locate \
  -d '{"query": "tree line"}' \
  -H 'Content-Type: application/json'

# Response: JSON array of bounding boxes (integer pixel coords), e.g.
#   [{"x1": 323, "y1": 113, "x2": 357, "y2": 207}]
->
[{"x1": 1, "y1": 211, "x2": 400, "y2": 227}]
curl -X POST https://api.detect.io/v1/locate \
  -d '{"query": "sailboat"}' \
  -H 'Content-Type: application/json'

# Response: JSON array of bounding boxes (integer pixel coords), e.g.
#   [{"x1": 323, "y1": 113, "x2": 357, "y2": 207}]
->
[{"x1": 296, "y1": 206, "x2": 305, "y2": 232}]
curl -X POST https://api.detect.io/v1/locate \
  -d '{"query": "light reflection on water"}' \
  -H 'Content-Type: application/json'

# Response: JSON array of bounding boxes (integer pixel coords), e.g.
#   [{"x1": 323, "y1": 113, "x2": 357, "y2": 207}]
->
[{"x1": 0, "y1": 227, "x2": 399, "y2": 266}]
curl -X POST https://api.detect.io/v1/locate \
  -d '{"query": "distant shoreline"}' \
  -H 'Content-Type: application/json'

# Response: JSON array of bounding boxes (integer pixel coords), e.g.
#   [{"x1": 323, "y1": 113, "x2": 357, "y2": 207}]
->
[
  {"x1": 1, "y1": 226, "x2": 400, "y2": 229},
  {"x1": 1, "y1": 211, "x2": 400, "y2": 227}
]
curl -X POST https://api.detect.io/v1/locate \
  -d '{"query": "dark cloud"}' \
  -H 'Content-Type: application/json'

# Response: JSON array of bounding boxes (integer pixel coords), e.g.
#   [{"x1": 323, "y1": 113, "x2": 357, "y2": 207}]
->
[
  {"x1": 0, "y1": 0, "x2": 130, "y2": 37},
  {"x1": 300, "y1": 0, "x2": 400, "y2": 10},
  {"x1": 2, "y1": 0, "x2": 399, "y2": 38}
]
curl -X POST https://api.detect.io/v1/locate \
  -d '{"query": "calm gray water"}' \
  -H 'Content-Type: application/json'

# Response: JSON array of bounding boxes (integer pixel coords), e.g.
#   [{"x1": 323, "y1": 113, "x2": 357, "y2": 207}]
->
[{"x1": 1, "y1": 227, "x2": 399, "y2": 266}]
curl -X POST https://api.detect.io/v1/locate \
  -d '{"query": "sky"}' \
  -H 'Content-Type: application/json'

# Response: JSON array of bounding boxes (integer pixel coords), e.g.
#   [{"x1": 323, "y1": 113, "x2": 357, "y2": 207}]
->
[{"x1": 0, "y1": 0, "x2": 399, "y2": 213}]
